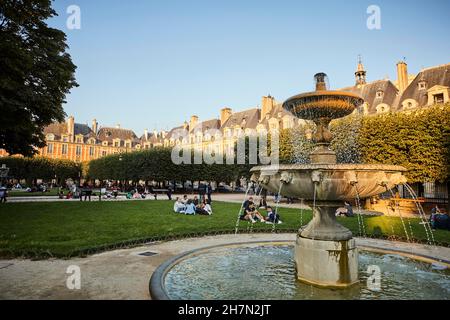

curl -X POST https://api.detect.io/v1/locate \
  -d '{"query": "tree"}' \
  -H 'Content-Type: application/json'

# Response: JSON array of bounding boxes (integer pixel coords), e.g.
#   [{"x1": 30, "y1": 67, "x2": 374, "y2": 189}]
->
[
  {"x1": 1, "y1": 156, "x2": 80, "y2": 185},
  {"x1": 0, "y1": 0, "x2": 78, "y2": 156}
]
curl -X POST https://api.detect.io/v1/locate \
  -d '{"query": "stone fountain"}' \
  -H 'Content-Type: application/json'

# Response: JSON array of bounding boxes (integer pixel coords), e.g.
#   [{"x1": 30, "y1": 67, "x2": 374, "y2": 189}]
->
[{"x1": 251, "y1": 73, "x2": 407, "y2": 288}]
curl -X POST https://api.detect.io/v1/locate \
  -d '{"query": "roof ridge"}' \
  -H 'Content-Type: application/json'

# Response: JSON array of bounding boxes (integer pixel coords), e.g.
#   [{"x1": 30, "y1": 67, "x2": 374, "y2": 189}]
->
[{"x1": 421, "y1": 63, "x2": 450, "y2": 72}]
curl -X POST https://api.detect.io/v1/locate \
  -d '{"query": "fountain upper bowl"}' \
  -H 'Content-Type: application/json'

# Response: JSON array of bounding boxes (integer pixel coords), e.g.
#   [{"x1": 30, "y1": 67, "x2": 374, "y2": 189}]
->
[
  {"x1": 283, "y1": 90, "x2": 364, "y2": 121},
  {"x1": 250, "y1": 163, "x2": 407, "y2": 202}
]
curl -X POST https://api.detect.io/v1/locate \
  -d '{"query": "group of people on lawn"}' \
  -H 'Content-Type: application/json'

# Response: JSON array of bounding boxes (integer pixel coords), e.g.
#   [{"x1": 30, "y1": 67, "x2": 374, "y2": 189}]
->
[
  {"x1": 172, "y1": 195, "x2": 282, "y2": 223},
  {"x1": 239, "y1": 196, "x2": 282, "y2": 224},
  {"x1": 173, "y1": 195, "x2": 213, "y2": 215}
]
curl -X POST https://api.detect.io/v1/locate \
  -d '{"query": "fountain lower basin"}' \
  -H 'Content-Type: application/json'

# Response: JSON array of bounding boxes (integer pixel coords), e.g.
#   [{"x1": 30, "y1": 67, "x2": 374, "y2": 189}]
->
[
  {"x1": 150, "y1": 242, "x2": 450, "y2": 300},
  {"x1": 250, "y1": 163, "x2": 407, "y2": 287},
  {"x1": 250, "y1": 164, "x2": 407, "y2": 201}
]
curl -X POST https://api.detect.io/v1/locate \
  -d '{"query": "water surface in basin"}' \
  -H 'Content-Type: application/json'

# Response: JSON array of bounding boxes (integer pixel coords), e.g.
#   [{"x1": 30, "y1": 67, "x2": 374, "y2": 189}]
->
[{"x1": 164, "y1": 244, "x2": 450, "y2": 300}]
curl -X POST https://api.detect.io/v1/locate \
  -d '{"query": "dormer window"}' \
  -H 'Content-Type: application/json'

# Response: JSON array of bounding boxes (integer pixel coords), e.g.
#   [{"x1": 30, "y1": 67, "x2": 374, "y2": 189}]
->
[
  {"x1": 376, "y1": 90, "x2": 384, "y2": 98},
  {"x1": 102, "y1": 141, "x2": 108, "y2": 146},
  {"x1": 418, "y1": 81, "x2": 427, "y2": 90},
  {"x1": 76, "y1": 136, "x2": 83, "y2": 143},
  {"x1": 46, "y1": 134, "x2": 55, "y2": 141},
  {"x1": 113, "y1": 139, "x2": 121, "y2": 147},
  {"x1": 433, "y1": 93, "x2": 444, "y2": 104}
]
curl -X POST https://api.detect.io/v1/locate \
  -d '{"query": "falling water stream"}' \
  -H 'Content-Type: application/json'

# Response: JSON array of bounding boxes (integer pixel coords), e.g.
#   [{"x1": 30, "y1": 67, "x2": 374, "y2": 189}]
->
[
  {"x1": 402, "y1": 183, "x2": 435, "y2": 245},
  {"x1": 300, "y1": 198, "x2": 305, "y2": 227},
  {"x1": 234, "y1": 184, "x2": 252, "y2": 235},
  {"x1": 311, "y1": 182, "x2": 318, "y2": 240},
  {"x1": 386, "y1": 187, "x2": 411, "y2": 242},
  {"x1": 353, "y1": 185, "x2": 367, "y2": 237},
  {"x1": 271, "y1": 183, "x2": 284, "y2": 233}
]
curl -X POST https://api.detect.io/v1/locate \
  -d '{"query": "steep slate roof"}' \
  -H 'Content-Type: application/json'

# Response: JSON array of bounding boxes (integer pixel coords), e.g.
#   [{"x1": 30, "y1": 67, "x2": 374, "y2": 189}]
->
[
  {"x1": 398, "y1": 63, "x2": 450, "y2": 109},
  {"x1": 165, "y1": 125, "x2": 186, "y2": 140},
  {"x1": 340, "y1": 79, "x2": 398, "y2": 114},
  {"x1": 97, "y1": 127, "x2": 139, "y2": 146},
  {"x1": 220, "y1": 108, "x2": 260, "y2": 130},
  {"x1": 43, "y1": 123, "x2": 67, "y2": 138},
  {"x1": 192, "y1": 119, "x2": 221, "y2": 133},
  {"x1": 44, "y1": 122, "x2": 94, "y2": 139}
]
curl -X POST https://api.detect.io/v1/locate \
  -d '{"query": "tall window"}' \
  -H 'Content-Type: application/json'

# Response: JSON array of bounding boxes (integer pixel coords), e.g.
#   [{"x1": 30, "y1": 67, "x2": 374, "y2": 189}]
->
[
  {"x1": 62, "y1": 144, "x2": 68, "y2": 155},
  {"x1": 47, "y1": 143, "x2": 53, "y2": 154},
  {"x1": 102, "y1": 150, "x2": 107, "y2": 157},
  {"x1": 76, "y1": 145, "x2": 82, "y2": 156},
  {"x1": 89, "y1": 146, "x2": 94, "y2": 156}
]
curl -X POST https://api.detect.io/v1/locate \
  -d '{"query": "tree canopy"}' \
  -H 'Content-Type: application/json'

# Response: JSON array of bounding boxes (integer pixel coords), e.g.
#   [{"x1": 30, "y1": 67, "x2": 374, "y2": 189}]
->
[{"x1": 0, "y1": 0, "x2": 78, "y2": 156}]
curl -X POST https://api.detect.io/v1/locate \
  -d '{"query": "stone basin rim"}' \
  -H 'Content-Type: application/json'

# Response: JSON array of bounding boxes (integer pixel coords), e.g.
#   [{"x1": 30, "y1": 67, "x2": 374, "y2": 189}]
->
[
  {"x1": 283, "y1": 90, "x2": 365, "y2": 102},
  {"x1": 251, "y1": 164, "x2": 408, "y2": 172},
  {"x1": 149, "y1": 239, "x2": 449, "y2": 301}
]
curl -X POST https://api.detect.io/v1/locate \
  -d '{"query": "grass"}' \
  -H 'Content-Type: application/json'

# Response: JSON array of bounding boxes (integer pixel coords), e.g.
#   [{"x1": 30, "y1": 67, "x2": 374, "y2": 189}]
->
[
  {"x1": 8, "y1": 188, "x2": 60, "y2": 197},
  {"x1": 0, "y1": 200, "x2": 449, "y2": 258}
]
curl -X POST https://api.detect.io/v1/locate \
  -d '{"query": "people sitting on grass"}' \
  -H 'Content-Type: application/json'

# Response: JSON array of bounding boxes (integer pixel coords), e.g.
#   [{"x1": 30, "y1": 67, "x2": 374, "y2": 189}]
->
[
  {"x1": 430, "y1": 206, "x2": 450, "y2": 231},
  {"x1": 173, "y1": 197, "x2": 186, "y2": 213},
  {"x1": 264, "y1": 206, "x2": 282, "y2": 224},
  {"x1": 240, "y1": 197, "x2": 265, "y2": 223},
  {"x1": 174, "y1": 196, "x2": 213, "y2": 216},
  {"x1": 203, "y1": 199, "x2": 213, "y2": 215},
  {"x1": 195, "y1": 198, "x2": 212, "y2": 215},
  {"x1": 184, "y1": 199, "x2": 196, "y2": 215},
  {"x1": 193, "y1": 195, "x2": 199, "y2": 206}
]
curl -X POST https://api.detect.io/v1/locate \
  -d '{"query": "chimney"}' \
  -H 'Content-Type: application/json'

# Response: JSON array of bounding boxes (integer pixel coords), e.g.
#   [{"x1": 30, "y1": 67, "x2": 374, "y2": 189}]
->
[
  {"x1": 67, "y1": 116, "x2": 75, "y2": 141},
  {"x1": 183, "y1": 121, "x2": 189, "y2": 130},
  {"x1": 116, "y1": 124, "x2": 121, "y2": 129},
  {"x1": 92, "y1": 119, "x2": 98, "y2": 135},
  {"x1": 261, "y1": 96, "x2": 275, "y2": 120},
  {"x1": 397, "y1": 61, "x2": 408, "y2": 92},
  {"x1": 144, "y1": 129, "x2": 148, "y2": 140},
  {"x1": 153, "y1": 129, "x2": 158, "y2": 137},
  {"x1": 189, "y1": 115, "x2": 198, "y2": 132},
  {"x1": 220, "y1": 107, "x2": 232, "y2": 126}
]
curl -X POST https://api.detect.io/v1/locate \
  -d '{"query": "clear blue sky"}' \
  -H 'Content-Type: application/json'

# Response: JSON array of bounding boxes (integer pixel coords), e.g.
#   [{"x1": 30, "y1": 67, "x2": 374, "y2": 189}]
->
[{"x1": 48, "y1": 0, "x2": 450, "y2": 134}]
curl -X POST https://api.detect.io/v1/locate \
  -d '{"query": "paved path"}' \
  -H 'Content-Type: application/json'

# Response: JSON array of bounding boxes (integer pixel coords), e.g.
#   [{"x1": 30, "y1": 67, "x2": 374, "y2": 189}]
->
[{"x1": 1, "y1": 233, "x2": 448, "y2": 300}]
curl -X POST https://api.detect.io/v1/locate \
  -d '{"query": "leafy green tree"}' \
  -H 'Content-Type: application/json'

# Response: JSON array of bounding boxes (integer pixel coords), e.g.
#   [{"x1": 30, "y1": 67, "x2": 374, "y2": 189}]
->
[
  {"x1": 359, "y1": 104, "x2": 450, "y2": 183},
  {"x1": 0, "y1": 0, "x2": 78, "y2": 156}
]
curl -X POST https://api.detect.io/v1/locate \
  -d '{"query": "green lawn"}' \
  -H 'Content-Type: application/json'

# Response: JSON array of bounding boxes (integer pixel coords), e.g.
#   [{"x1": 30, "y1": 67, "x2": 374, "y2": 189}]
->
[
  {"x1": 0, "y1": 200, "x2": 448, "y2": 258},
  {"x1": 8, "y1": 188, "x2": 60, "y2": 197}
]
